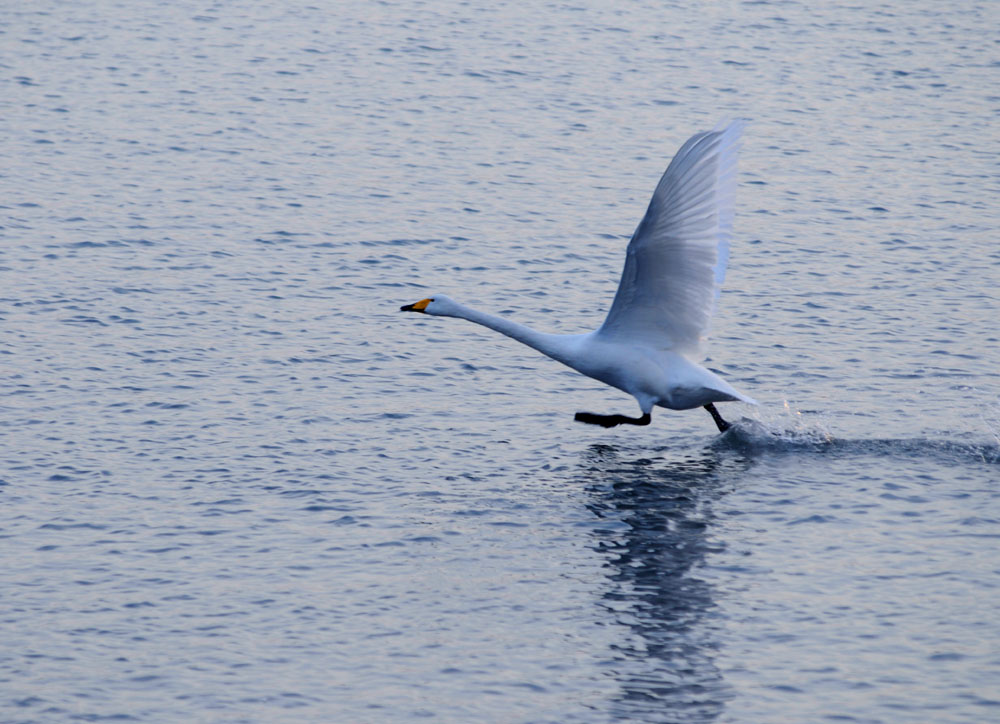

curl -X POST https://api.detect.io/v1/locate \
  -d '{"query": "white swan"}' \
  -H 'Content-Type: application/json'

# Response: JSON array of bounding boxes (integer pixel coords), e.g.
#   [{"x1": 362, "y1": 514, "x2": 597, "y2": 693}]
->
[{"x1": 401, "y1": 121, "x2": 756, "y2": 432}]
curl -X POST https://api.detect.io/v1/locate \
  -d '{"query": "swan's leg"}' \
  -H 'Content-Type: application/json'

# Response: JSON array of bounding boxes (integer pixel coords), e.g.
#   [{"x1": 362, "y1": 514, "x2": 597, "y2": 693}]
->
[
  {"x1": 574, "y1": 411, "x2": 652, "y2": 428},
  {"x1": 703, "y1": 403, "x2": 731, "y2": 432}
]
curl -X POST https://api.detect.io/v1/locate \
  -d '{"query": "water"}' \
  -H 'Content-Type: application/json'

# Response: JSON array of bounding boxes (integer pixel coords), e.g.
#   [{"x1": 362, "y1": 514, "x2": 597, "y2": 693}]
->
[{"x1": 2, "y1": 1, "x2": 998, "y2": 722}]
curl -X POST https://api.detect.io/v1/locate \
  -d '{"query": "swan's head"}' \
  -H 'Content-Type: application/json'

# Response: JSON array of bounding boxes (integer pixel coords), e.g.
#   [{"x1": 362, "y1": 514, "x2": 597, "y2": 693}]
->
[{"x1": 399, "y1": 294, "x2": 461, "y2": 317}]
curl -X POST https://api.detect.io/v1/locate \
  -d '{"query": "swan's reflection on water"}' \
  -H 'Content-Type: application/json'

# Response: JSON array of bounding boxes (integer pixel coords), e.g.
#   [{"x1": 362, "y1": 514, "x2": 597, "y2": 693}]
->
[{"x1": 581, "y1": 444, "x2": 746, "y2": 723}]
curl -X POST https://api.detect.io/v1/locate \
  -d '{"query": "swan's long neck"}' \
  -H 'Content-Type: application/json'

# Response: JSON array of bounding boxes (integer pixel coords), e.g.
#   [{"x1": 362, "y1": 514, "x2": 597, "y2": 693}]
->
[{"x1": 446, "y1": 302, "x2": 576, "y2": 364}]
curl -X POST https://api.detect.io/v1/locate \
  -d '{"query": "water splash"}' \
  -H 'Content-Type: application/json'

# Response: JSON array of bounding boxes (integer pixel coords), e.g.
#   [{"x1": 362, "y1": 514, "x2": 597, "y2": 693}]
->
[
  {"x1": 718, "y1": 399, "x2": 835, "y2": 452},
  {"x1": 980, "y1": 394, "x2": 1000, "y2": 451},
  {"x1": 713, "y1": 400, "x2": 1000, "y2": 465}
]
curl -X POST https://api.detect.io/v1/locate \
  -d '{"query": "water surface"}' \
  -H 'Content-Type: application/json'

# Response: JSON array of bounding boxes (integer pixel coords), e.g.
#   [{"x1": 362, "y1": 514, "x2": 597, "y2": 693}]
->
[{"x1": 2, "y1": 1, "x2": 999, "y2": 722}]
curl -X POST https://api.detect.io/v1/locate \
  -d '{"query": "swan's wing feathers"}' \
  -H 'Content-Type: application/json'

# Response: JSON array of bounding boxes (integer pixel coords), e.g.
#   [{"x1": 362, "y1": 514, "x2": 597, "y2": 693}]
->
[{"x1": 597, "y1": 121, "x2": 743, "y2": 355}]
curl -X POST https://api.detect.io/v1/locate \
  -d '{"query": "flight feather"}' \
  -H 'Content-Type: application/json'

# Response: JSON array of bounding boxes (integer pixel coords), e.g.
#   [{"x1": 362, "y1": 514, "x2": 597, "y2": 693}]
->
[{"x1": 597, "y1": 120, "x2": 744, "y2": 356}]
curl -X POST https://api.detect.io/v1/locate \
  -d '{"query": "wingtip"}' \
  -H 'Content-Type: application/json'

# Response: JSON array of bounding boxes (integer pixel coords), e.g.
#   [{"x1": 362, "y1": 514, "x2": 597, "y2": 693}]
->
[{"x1": 713, "y1": 118, "x2": 748, "y2": 137}]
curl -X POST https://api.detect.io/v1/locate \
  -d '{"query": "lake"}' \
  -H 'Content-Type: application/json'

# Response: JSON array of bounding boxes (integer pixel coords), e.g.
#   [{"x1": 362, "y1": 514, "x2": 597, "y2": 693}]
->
[{"x1": 2, "y1": 1, "x2": 998, "y2": 722}]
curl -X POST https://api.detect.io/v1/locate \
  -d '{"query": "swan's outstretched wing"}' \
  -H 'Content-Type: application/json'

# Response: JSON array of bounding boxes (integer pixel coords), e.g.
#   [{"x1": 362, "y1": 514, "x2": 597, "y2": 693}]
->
[{"x1": 596, "y1": 121, "x2": 744, "y2": 356}]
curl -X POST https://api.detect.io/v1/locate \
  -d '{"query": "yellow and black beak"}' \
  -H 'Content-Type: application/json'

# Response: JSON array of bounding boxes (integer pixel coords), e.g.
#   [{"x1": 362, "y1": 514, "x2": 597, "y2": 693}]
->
[{"x1": 400, "y1": 298, "x2": 432, "y2": 313}]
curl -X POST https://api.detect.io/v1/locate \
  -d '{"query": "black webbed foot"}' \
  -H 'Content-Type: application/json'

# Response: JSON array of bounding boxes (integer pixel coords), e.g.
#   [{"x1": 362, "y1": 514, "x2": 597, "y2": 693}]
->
[
  {"x1": 703, "y1": 403, "x2": 731, "y2": 433},
  {"x1": 574, "y1": 411, "x2": 651, "y2": 428}
]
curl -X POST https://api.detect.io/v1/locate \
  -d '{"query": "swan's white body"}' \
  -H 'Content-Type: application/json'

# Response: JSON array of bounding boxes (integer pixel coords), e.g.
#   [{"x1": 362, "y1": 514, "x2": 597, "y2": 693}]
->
[{"x1": 402, "y1": 121, "x2": 756, "y2": 423}]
